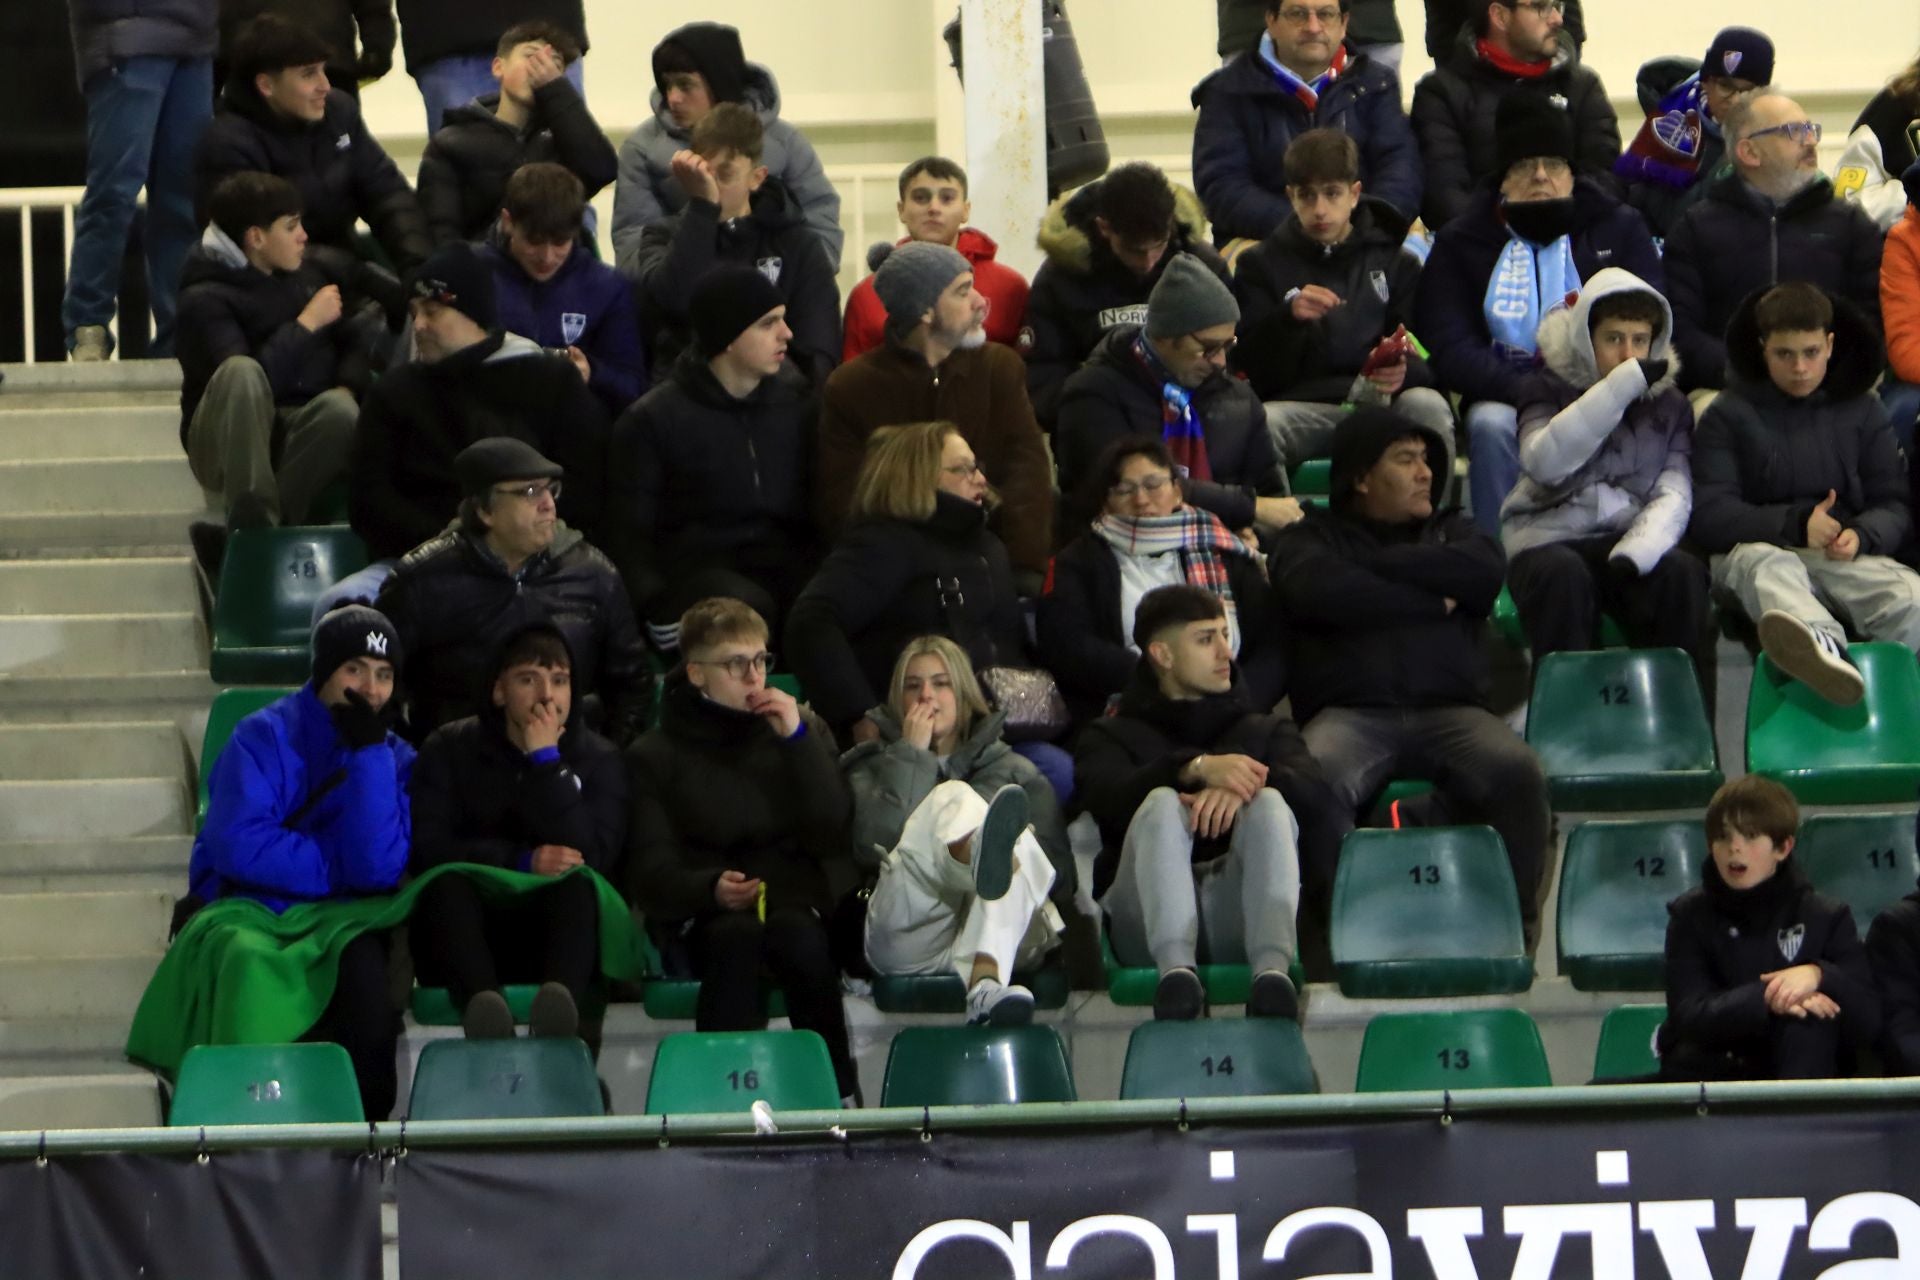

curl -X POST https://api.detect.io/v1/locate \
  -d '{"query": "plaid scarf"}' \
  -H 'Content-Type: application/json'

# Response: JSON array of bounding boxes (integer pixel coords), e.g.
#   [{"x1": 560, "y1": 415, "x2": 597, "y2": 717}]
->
[
  {"x1": 1130, "y1": 331, "x2": 1214, "y2": 483},
  {"x1": 1257, "y1": 31, "x2": 1348, "y2": 110},
  {"x1": 1092, "y1": 507, "x2": 1253, "y2": 649}
]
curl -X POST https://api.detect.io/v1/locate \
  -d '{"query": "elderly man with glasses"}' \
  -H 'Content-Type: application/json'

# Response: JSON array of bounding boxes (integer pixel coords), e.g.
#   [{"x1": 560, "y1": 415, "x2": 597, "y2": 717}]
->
[
  {"x1": 1410, "y1": 0, "x2": 1620, "y2": 229},
  {"x1": 1193, "y1": 0, "x2": 1421, "y2": 246},
  {"x1": 1665, "y1": 88, "x2": 1885, "y2": 396}
]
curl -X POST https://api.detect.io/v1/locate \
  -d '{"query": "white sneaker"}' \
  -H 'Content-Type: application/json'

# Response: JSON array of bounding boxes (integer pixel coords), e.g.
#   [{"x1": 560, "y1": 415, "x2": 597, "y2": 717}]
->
[
  {"x1": 1758, "y1": 610, "x2": 1864, "y2": 706},
  {"x1": 965, "y1": 977, "x2": 1035, "y2": 1026},
  {"x1": 70, "y1": 325, "x2": 109, "y2": 362}
]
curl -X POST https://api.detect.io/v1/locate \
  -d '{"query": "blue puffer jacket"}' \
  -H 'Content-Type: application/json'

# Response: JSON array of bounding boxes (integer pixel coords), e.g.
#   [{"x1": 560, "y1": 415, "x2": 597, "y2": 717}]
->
[
  {"x1": 1191, "y1": 42, "x2": 1421, "y2": 245},
  {"x1": 189, "y1": 686, "x2": 414, "y2": 912},
  {"x1": 483, "y1": 242, "x2": 646, "y2": 416},
  {"x1": 67, "y1": 0, "x2": 217, "y2": 89}
]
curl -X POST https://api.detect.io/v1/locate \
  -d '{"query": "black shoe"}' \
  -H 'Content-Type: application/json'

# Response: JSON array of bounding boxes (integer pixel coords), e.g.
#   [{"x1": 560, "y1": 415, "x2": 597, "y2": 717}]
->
[
  {"x1": 461, "y1": 989, "x2": 515, "y2": 1039},
  {"x1": 1247, "y1": 969, "x2": 1299, "y2": 1019},
  {"x1": 528, "y1": 981, "x2": 579, "y2": 1039},
  {"x1": 188, "y1": 520, "x2": 228, "y2": 586},
  {"x1": 1153, "y1": 966, "x2": 1206, "y2": 1021}
]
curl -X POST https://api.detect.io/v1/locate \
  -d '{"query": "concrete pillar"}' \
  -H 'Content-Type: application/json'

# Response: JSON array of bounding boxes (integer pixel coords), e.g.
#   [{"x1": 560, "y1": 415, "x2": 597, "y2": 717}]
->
[
  {"x1": 932, "y1": 0, "x2": 966, "y2": 163},
  {"x1": 959, "y1": 0, "x2": 1048, "y2": 279}
]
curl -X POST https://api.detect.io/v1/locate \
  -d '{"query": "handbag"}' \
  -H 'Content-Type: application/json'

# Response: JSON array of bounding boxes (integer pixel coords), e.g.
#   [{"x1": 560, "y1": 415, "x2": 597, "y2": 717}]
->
[{"x1": 935, "y1": 573, "x2": 1070, "y2": 742}]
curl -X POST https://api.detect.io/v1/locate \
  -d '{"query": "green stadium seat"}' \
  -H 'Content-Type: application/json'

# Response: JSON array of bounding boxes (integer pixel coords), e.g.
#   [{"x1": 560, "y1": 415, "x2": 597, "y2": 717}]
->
[
  {"x1": 1118, "y1": 1019, "x2": 1318, "y2": 1100},
  {"x1": 1746, "y1": 643, "x2": 1920, "y2": 803},
  {"x1": 880, "y1": 1026, "x2": 1076, "y2": 1106},
  {"x1": 1795, "y1": 811, "x2": 1920, "y2": 929},
  {"x1": 1289, "y1": 458, "x2": 1331, "y2": 496},
  {"x1": 407, "y1": 1038, "x2": 604, "y2": 1120},
  {"x1": 871, "y1": 963, "x2": 1070, "y2": 1014},
  {"x1": 1557, "y1": 819, "x2": 1705, "y2": 991},
  {"x1": 1494, "y1": 584, "x2": 1628, "y2": 651},
  {"x1": 197, "y1": 686, "x2": 294, "y2": 828},
  {"x1": 1593, "y1": 1004, "x2": 1666, "y2": 1081},
  {"x1": 209, "y1": 528, "x2": 369, "y2": 684},
  {"x1": 1354, "y1": 1009, "x2": 1552, "y2": 1092},
  {"x1": 1100, "y1": 935, "x2": 1303, "y2": 1007},
  {"x1": 409, "y1": 984, "x2": 609, "y2": 1027},
  {"x1": 766, "y1": 673, "x2": 804, "y2": 700},
  {"x1": 641, "y1": 980, "x2": 787, "y2": 1021},
  {"x1": 1527, "y1": 649, "x2": 1722, "y2": 809},
  {"x1": 169, "y1": 1042, "x2": 364, "y2": 1125},
  {"x1": 1330, "y1": 826, "x2": 1532, "y2": 998},
  {"x1": 644, "y1": 1030, "x2": 841, "y2": 1113}
]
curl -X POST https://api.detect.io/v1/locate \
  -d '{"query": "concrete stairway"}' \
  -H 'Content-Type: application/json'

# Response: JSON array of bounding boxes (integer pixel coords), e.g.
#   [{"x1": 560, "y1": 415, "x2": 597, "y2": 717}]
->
[{"x1": 0, "y1": 360, "x2": 215, "y2": 1129}]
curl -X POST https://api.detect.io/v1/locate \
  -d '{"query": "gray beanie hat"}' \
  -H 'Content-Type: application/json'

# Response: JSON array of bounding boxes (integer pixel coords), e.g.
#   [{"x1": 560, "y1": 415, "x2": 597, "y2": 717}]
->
[
  {"x1": 873, "y1": 240, "x2": 970, "y2": 328},
  {"x1": 1146, "y1": 252, "x2": 1239, "y2": 338}
]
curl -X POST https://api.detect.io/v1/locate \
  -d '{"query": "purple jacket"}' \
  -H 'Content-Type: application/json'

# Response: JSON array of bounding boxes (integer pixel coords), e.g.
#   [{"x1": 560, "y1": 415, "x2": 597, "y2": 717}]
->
[{"x1": 484, "y1": 242, "x2": 646, "y2": 416}]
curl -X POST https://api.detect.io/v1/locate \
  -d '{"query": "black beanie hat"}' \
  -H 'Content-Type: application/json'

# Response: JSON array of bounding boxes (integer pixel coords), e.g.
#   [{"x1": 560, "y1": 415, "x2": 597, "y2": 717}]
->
[
  {"x1": 312, "y1": 605, "x2": 403, "y2": 687},
  {"x1": 407, "y1": 242, "x2": 497, "y2": 331},
  {"x1": 689, "y1": 265, "x2": 787, "y2": 357},
  {"x1": 1494, "y1": 90, "x2": 1577, "y2": 179},
  {"x1": 653, "y1": 23, "x2": 748, "y2": 107},
  {"x1": 1702, "y1": 26, "x2": 1774, "y2": 88},
  {"x1": 1328, "y1": 407, "x2": 1449, "y2": 511}
]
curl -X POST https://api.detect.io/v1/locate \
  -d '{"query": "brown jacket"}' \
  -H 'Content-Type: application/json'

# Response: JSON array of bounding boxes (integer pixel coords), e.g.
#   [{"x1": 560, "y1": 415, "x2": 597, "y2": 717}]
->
[{"x1": 816, "y1": 337, "x2": 1054, "y2": 573}]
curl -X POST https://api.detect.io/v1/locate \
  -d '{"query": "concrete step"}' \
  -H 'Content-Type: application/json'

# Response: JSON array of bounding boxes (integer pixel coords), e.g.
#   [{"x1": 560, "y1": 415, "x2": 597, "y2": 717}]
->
[
  {"x1": 0, "y1": 457, "x2": 204, "y2": 516},
  {"x1": 0, "y1": 723, "x2": 185, "y2": 780},
  {"x1": 0, "y1": 405, "x2": 180, "y2": 459},
  {"x1": 0, "y1": 891, "x2": 174, "y2": 960},
  {"x1": 0, "y1": 613, "x2": 204, "y2": 679},
  {"x1": 0, "y1": 1016, "x2": 142, "y2": 1063},
  {"x1": 0, "y1": 559, "x2": 197, "y2": 617},
  {"x1": 0, "y1": 778, "x2": 191, "y2": 842},
  {"x1": 0, "y1": 837, "x2": 192, "y2": 881},
  {"x1": 0, "y1": 955, "x2": 160, "y2": 1021},
  {"x1": 0, "y1": 1071, "x2": 162, "y2": 1130},
  {"x1": 0, "y1": 358, "x2": 182, "y2": 394}
]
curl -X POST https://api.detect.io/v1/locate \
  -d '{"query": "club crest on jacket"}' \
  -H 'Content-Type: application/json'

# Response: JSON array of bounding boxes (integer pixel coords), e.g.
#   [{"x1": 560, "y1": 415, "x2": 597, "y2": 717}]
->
[{"x1": 1777, "y1": 923, "x2": 1805, "y2": 963}]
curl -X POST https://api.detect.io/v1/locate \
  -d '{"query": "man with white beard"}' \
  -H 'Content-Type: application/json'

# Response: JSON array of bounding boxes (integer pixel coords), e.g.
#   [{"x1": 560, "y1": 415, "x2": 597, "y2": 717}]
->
[{"x1": 1664, "y1": 89, "x2": 1884, "y2": 396}]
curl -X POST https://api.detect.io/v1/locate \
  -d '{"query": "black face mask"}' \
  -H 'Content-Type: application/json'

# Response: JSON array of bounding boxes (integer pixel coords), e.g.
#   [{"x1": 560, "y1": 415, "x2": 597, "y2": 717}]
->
[{"x1": 1503, "y1": 195, "x2": 1579, "y2": 245}]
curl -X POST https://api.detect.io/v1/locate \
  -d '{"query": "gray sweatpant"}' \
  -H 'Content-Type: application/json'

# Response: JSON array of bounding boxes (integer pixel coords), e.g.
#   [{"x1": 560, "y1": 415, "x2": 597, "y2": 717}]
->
[
  {"x1": 186, "y1": 355, "x2": 356, "y2": 525},
  {"x1": 1102, "y1": 786, "x2": 1301, "y2": 975},
  {"x1": 1713, "y1": 543, "x2": 1920, "y2": 650}
]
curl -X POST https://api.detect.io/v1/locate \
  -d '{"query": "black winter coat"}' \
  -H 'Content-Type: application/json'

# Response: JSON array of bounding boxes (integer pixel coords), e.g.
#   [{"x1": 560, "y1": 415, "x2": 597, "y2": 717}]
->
[
  {"x1": 625, "y1": 670, "x2": 848, "y2": 921},
  {"x1": 1232, "y1": 195, "x2": 1431, "y2": 402},
  {"x1": 410, "y1": 710, "x2": 627, "y2": 876},
  {"x1": 1037, "y1": 528, "x2": 1285, "y2": 722},
  {"x1": 1055, "y1": 326, "x2": 1286, "y2": 531},
  {"x1": 394, "y1": 0, "x2": 585, "y2": 75},
  {"x1": 195, "y1": 80, "x2": 429, "y2": 273},
  {"x1": 216, "y1": 0, "x2": 395, "y2": 93},
  {"x1": 417, "y1": 79, "x2": 616, "y2": 246},
  {"x1": 375, "y1": 527, "x2": 650, "y2": 745},
  {"x1": 1665, "y1": 173, "x2": 1885, "y2": 392},
  {"x1": 69, "y1": 0, "x2": 216, "y2": 88},
  {"x1": 1073, "y1": 662, "x2": 1338, "y2": 898},
  {"x1": 347, "y1": 332, "x2": 609, "y2": 561},
  {"x1": 601, "y1": 353, "x2": 818, "y2": 616},
  {"x1": 1662, "y1": 860, "x2": 1880, "y2": 1079},
  {"x1": 785, "y1": 493, "x2": 1028, "y2": 735},
  {"x1": 1409, "y1": 26, "x2": 1619, "y2": 230},
  {"x1": 1690, "y1": 292, "x2": 1909, "y2": 559},
  {"x1": 1416, "y1": 180, "x2": 1661, "y2": 407},
  {"x1": 1866, "y1": 885, "x2": 1920, "y2": 1075},
  {"x1": 632, "y1": 179, "x2": 841, "y2": 387}
]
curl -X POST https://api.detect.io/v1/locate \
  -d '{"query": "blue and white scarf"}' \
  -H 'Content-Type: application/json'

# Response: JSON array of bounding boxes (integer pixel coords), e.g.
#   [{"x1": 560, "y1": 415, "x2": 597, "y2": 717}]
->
[{"x1": 1485, "y1": 233, "x2": 1580, "y2": 368}]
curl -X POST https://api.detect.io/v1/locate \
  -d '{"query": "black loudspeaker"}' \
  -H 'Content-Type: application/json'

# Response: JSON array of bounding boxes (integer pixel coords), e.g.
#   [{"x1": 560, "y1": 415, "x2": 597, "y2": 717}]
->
[{"x1": 943, "y1": 1, "x2": 1111, "y2": 199}]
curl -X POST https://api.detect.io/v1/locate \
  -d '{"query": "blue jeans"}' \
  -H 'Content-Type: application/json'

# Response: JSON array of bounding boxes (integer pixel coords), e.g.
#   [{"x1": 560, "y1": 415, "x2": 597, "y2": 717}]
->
[
  {"x1": 63, "y1": 55, "x2": 213, "y2": 356},
  {"x1": 414, "y1": 53, "x2": 585, "y2": 132},
  {"x1": 1011, "y1": 741, "x2": 1075, "y2": 809},
  {"x1": 1880, "y1": 379, "x2": 1920, "y2": 453},
  {"x1": 1465, "y1": 401, "x2": 1521, "y2": 537}
]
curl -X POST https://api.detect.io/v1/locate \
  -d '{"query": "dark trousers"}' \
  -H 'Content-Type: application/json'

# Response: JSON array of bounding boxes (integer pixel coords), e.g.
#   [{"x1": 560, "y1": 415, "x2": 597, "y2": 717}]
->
[
  {"x1": 690, "y1": 908, "x2": 856, "y2": 1097},
  {"x1": 409, "y1": 872, "x2": 600, "y2": 1012},
  {"x1": 1664, "y1": 1016, "x2": 1845, "y2": 1081},
  {"x1": 1507, "y1": 537, "x2": 1714, "y2": 698},
  {"x1": 301, "y1": 931, "x2": 399, "y2": 1119},
  {"x1": 1302, "y1": 705, "x2": 1553, "y2": 939},
  {"x1": 650, "y1": 551, "x2": 815, "y2": 644}
]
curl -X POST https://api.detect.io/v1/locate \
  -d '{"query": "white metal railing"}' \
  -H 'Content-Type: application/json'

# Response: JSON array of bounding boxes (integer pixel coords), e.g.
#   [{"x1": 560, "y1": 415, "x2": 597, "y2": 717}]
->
[{"x1": 0, "y1": 185, "x2": 149, "y2": 363}]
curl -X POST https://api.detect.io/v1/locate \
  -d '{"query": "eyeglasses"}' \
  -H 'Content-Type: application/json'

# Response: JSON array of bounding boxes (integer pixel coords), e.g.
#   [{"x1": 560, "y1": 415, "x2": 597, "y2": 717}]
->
[
  {"x1": 1500, "y1": 0, "x2": 1565, "y2": 12},
  {"x1": 492, "y1": 480, "x2": 562, "y2": 502},
  {"x1": 689, "y1": 651, "x2": 775, "y2": 680},
  {"x1": 1190, "y1": 334, "x2": 1238, "y2": 360},
  {"x1": 942, "y1": 461, "x2": 983, "y2": 479},
  {"x1": 1276, "y1": 6, "x2": 1344, "y2": 25},
  {"x1": 1748, "y1": 120, "x2": 1822, "y2": 146},
  {"x1": 1109, "y1": 472, "x2": 1179, "y2": 499}
]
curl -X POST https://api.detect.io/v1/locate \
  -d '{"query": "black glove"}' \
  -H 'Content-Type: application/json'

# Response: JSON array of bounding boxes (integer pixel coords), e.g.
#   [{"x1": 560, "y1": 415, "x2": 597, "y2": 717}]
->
[
  {"x1": 355, "y1": 48, "x2": 392, "y2": 83},
  {"x1": 330, "y1": 688, "x2": 389, "y2": 749},
  {"x1": 1635, "y1": 358, "x2": 1670, "y2": 386},
  {"x1": 1607, "y1": 554, "x2": 1641, "y2": 583}
]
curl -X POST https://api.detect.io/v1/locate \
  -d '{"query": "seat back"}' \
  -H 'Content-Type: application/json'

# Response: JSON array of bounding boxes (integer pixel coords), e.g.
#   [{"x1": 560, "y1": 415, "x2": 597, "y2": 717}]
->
[
  {"x1": 1593, "y1": 1004, "x2": 1667, "y2": 1081},
  {"x1": 1354, "y1": 1009, "x2": 1552, "y2": 1092},
  {"x1": 1527, "y1": 648, "x2": 1721, "y2": 808},
  {"x1": 169, "y1": 1042, "x2": 364, "y2": 1126},
  {"x1": 1747, "y1": 643, "x2": 1920, "y2": 803},
  {"x1": 1796, "y1": 811, "x2": 1920, "y2": 929},
  {"x1": 1330, "y1": 826, "x2": 1532, "y2": 997},
  {"x1": 1119, "y1": 1019, "x2": 1318, "y2": 1100},
  {"x1": 407, "y1": 1038, "x2": 604, "y2": 1120},
  {"x1": 645, "y1": 1030, "x2": 841, "y2": 1113},
  {"x1": 210, "y1": 528, "x2": 369, "y2": 683},
  {"x1": 880, "y1": 1026, "x2": 1076, "y2": 1107},
  {"x1": 197, "y1": 686, "x2": 294, "y2": 827},
  {"x1": 1557, "y1": 819, "x2": 1706, "y2": 991}
]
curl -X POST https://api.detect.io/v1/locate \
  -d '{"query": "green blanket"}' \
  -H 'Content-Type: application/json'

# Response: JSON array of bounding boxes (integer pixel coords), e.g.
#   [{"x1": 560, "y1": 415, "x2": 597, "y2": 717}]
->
[{"x1": 125, "y1": 864, "x2": 643, "y2": 1078}]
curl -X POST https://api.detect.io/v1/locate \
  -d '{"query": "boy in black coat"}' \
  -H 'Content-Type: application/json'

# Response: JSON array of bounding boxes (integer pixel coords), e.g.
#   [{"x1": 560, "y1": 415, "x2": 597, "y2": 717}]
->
[
  {"x1": 1662, "y1": 775, "x2": 1880, "y2": 1080},
  {"x1": 408, "y1": 622, "x2": 627, "y2": 1040}
]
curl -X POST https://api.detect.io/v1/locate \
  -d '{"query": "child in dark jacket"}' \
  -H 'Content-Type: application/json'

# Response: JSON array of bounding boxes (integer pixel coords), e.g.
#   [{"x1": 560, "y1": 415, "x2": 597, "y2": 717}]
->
[{"x1": 1661, "y1": 775, "x2": 1880, "y2": 1080}]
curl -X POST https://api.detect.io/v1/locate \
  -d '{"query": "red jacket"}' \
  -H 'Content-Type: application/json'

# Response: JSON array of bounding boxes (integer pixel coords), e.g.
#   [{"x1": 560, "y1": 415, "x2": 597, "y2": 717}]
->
[{"x1": 841, "y1": 227, "x2": 1030, "y2": 362}]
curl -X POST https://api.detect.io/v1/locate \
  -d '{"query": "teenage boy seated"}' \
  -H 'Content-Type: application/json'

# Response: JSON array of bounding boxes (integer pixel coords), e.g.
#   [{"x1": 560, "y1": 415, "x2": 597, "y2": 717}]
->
[
  {"x1": 416, "y1": 21, "x2": 616, "y2": 246},
  {"x1": 409, "y1": 622, "x2": 627, "y2": 1041},
  {"x1": 1503, "y1": 269, "x2": 1711, "y2": 681},
  {"x1": 1689, "y1": 282, "x2": 1918, "y2": 707},
  {"x1": 1232, "y1": 128, "x2": 1454, "y2": 479},
  {"x1": 630, "y1": 103, "x2": 840, "y2": 386},
  {"x1": 625, "y1": 598, "x2": 860, "y2": 1103},
  {"x1": 177, "y1": 172, "x2": 387, "y2": 548},
  {"x1": 1661, "y1": 775, "x2": 1880, "y2": 1081},
  {"x1": 483, "y1": 163, "x2": 646, "y2": 416},
  {"x1": 1074, "y1": 584, "x2": 1341, "y2": 1021}
]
